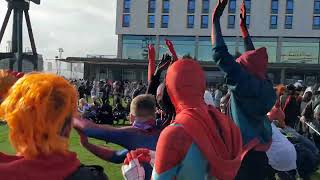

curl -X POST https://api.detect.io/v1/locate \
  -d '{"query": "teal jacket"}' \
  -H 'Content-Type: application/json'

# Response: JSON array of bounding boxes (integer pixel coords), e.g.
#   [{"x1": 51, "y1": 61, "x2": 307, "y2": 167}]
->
[{"x1": 212, "y1": 45, "x2": 276, "y2": 150}]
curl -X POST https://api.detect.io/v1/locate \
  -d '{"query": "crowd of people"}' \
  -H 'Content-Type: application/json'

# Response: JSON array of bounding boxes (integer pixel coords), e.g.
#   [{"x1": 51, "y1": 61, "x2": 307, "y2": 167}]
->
[
  {"x1": 71, "y1": 79, "x2": 147, "y2": 125},
  {"x1": 1, "y1": 0, "x2": 320, "y2": 180}
]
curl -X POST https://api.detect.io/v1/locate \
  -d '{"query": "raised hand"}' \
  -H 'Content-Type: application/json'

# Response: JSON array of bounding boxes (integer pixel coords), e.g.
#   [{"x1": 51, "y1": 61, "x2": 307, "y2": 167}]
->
[
  {"x1": 212, "y1": 0, "x2": 228, "y2": 20},
  {"x1": 240, "y1": 0, "x2": 249, "y2": 38},
  {"x1": 156, "y1": 54, "x2": 171, "y2": 73},
  {"x1": 165, "y1": 39, "x2": 178, "y2": 61}
]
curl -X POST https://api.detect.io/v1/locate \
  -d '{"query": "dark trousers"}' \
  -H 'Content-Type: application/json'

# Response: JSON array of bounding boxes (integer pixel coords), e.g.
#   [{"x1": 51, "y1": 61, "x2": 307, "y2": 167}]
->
[{"x1": 235, "y1": 150, "x2": 270, "y2": 180}]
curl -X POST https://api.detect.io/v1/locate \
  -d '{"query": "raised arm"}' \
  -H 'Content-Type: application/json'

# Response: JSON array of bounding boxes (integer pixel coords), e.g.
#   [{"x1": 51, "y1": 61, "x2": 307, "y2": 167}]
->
[
  {"x1": 211, "y1": 0, "x2": 248, "y2": 85},
  {"x1": 240, "y1": 0, "x2": 255, "y2": 51},
  {"x1": 148, "y1": 45, "x2": 156, "y2": 83},
  {"x1": 146, "y1": 54, "x2": 171, "y2": 96},
  {"x1": 211, "y1": 0, "x2": 228, "y2": 48}
]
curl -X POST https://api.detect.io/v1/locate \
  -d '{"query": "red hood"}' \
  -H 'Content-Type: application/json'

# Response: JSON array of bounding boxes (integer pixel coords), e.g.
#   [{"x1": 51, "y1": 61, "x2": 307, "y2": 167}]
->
[
  {"x1": 166, "y1": 59, "x2": 243, "y2": 179},
  {"x1": 236, "y1": 47, "x2": 268, "y2": 80},
  {"x1": 165, "y1": 59, "x2": 206, "y2": 113},
  {"x1": 0, "y1": 152, "x2": 80, "y2": 180}
]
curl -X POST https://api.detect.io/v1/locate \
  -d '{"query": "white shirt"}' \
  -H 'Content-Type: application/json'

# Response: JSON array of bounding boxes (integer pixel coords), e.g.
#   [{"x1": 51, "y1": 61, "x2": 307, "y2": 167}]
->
[
  {"x1": 266, "y1": 123, "x2": 297, "y2": 171},
  {"x1": 204, "y1": 90, "x2": 215, "y2": 107}
]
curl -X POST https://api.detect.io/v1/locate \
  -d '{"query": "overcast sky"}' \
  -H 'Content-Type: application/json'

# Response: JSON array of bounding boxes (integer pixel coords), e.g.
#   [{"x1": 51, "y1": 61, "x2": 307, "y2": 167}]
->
[{"x1": 0, "y1": 0, "x2": 117, "y2": 60}]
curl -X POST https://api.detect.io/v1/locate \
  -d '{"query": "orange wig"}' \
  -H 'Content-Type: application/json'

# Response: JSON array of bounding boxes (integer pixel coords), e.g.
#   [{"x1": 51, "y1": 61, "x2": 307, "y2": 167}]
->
[
  {"x1": 0, "y1": 70, "x2": 18, "y2": 100},
  {"x1": 0, "y1": 73, "x2": 78, "y2": 159}
]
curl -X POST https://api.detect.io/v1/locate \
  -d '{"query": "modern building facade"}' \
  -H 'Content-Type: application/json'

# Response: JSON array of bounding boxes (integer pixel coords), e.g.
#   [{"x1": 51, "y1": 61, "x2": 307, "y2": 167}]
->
[{"x1": 68, "y1": 0, "x2": 320, "y2": 85}]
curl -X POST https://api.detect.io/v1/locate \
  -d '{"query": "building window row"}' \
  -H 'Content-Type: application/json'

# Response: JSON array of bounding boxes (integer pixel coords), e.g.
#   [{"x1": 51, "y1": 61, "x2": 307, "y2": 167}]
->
[
  {"x1": 125, "y1": 0, "x2": 319, "y2": 30},
  {"x1": 227, "y1": 0, "x2": 236, "y2": 29},
  {"x1": 161, "y1": 0, "x2": 170, "y2": 28},
  {"x1": 285, "y1": 0, "x2": 294, "y2": 29},
  {"x1": 148, "y1": 0, "x2": 156, "y2": 28},
  {"x1": 122, "y1": 0, "x2": 131, "y2": 27},
  {"x1": 122, "y1": 36, "x2": 320, "y2": 65}
]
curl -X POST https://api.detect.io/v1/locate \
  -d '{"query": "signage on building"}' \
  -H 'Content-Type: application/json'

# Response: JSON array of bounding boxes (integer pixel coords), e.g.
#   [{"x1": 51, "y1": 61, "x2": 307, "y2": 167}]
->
[{"x1": 281, "y1": 47, "x2": 319, "y2": 64}]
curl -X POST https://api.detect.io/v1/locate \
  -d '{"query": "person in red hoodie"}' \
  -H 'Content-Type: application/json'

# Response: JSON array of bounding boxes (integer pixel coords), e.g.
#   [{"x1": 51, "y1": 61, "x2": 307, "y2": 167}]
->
[{"x1": 0, "y1": 73, "x2": 107, "y2": 180}]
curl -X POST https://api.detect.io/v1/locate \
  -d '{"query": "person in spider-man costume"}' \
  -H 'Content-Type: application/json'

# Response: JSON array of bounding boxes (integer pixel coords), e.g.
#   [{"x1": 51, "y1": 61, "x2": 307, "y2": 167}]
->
[{"x1": 212, "y1": 0, "x2": 277, "y2": 179}]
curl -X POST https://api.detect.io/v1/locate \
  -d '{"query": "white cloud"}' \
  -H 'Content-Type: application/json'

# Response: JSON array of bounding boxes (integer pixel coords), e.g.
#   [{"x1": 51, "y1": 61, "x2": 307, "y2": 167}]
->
[{"x1": 0, "y1": 0, "x2": 117, "y2": 59}]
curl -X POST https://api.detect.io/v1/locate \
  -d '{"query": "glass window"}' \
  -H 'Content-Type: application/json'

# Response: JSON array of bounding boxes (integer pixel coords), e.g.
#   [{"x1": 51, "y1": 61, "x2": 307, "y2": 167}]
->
[
  {"x1": 187, "y1": 15, "x2": 194, "y2": 28},
  {"x1": 228, "y1": 15, "x2": 235, "y2": 29},
  {"x1": 285, "y1": 15, "x2": 293, "y2": 29},
  {"x1": 188, "y1": 0, "x2": 195, "y2": 13},
  {"x1": 161, "y1": 15, "x2": 169, "y2": 28},
  {"x1": 313, "y1": 16, "x2": 320, "y2": 29},
  {"x1": 271, "y1": 0, "x2": 279, "y2": 14},
  {"x1": 148, "y1": 0, "x2": 156, "y2": 13},
  {"x1": 201, "y1": 15, "x2": 209, "y2": 28},
  {"x1": 245, "y1": 0, "x2": 251, "y2": 13},
  {"x1": 198, "y1": 37, "x2": 237, "y2": 61},
  {"x1": 281, "y1": 41, "x2": 319, "y2": 64},
  {"x1": 315, "y1": 0, "x2": 320, "y2": 14},
  {"x1": 286, "y1": 0, "x2": 294, "y2": 14},
  {"x1": 159, "y1": 36, "x2": 196, "y2": 58},
  {"x1": 122, "y1": 35, "x2": 156, "y2": 60},
  {"x1": 202, "y1": 0, "x2": 209, "y2": 13},
  {"x1": 229, "y1": 0, "x2": 236, "y2": 13},
  {"x1": 123, "y1": 0, "x2": 131, "y2": 13},
  {"x1": 148, "y1": 15, "x2": 155, "y2": 28},
  {"x1": 162, "y1": 0, "x2": 170, "y2": 13},
  {"x1": 270, "y1": 15, "x2": 277, "y2": 29},
  {"x1": 122, "y1": 14, "x2": 130, "y2": 27}
]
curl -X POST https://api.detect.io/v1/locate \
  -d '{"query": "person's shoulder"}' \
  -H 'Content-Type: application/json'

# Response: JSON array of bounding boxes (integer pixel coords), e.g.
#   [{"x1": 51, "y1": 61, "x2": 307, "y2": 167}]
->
[
  {"x1": 159, "y1": 124, "x2": 192, "y2": 146},
  {"x1": 66, "y1": 165, "x2": 108, "y2": 180}
]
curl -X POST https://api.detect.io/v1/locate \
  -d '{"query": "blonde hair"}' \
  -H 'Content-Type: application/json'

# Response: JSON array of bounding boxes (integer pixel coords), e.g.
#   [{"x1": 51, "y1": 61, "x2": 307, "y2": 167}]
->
[
  {"x1": 0, "y1": 70, "x2": 18, "y2": 100},
  {"x1": 0, "y1": 73, "x2": 78, "y2": 159},
  {"x1": 130, "y1": 94, "x2": 156, "y2": 118}
]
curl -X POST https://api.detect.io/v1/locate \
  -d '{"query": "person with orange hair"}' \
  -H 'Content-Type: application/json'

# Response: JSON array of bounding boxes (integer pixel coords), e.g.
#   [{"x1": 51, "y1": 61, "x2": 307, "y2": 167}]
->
[
  {"x1": 0, "y1": 69, "x2": 21, "y2": 162},
  {"x1": 0, "y1": 73, "x2": 108, "y2": 180}
]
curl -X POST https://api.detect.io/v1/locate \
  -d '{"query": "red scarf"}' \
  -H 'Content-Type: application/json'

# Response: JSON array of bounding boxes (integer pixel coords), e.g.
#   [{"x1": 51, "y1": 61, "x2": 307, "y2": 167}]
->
[{"x1": 0, "y1": 152, "x2": 80, "y2": 180}]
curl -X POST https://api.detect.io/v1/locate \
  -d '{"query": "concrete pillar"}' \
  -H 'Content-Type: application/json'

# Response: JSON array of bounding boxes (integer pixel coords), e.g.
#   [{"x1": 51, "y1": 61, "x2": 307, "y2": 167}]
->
[
  {"x1": 195, "y1": 35, "x2": 199, "y2": 60},
  {"x1": 276, "y1": 37, "x2": 282, "y2": 63},
  {"x1": 280, "y1": 68, "x2": 286, "y2": 84},
  {"x1": 117, "y1": 34, "x2": 123, "y2": 58}
]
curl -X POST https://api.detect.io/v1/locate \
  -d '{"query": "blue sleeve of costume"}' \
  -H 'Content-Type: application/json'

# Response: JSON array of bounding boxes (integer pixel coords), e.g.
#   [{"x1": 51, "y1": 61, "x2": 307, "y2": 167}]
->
[
  {"x1": 109, "y1": 149, "x2": 128, "y2": 164},
  {"x1": 152, "y1": 165, "x2": 179, "y2": 180},
  {"x1": 83, "y1": 128, "x2": 132, "y2": 149}
]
